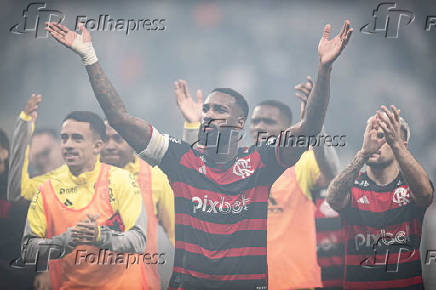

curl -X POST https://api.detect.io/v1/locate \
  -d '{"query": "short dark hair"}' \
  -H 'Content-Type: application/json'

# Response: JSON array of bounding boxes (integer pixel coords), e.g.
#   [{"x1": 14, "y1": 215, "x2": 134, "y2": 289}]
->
[
  {"x1": 256, "y1": 100, "x2": 293, "y2": 126},
  {"x1": 33, "y1": 128, "x2": 59, "y2": 140},
  {"x1": 211, "y1": 88, "x2": 249, "y2": 120},
  {"x1": 0, "y1": 128, "x2": 9, "y2": 151},
  {"x1": 63, "y1": 111, "x2": 107, "y2": 141}
]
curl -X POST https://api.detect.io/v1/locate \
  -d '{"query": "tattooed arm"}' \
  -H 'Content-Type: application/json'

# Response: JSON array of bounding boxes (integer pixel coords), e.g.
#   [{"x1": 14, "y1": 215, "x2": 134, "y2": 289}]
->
[
  {"x1": 46, "y1": 22, "x2": 151, "y2": 152},
  {"x1": 85, "y1": 63, "x2": 151, "y2": 152},
  {"x1": 327, "y1": 116, "x2": 385, "y2": 211},
  {"x1": 326, "y1": 151, "x2": 367, "y2": 211},
  {"x1": 278, "y1": 20, "x2": 353, "y2": 167}
]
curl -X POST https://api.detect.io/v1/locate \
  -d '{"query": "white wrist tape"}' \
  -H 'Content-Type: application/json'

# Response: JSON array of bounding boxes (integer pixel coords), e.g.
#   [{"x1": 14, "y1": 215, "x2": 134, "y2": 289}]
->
[{"x1": 71, "y1": 34, "x2": 98, "y2": 66}]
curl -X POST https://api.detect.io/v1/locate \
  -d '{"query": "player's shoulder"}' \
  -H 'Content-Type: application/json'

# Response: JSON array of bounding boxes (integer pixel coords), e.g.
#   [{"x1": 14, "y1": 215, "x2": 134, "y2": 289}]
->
[
  {"x1": 38, "y1": 164, "x2": 69, "y2": 187},
  {"x1": 150, "y1": 164, "x2": 169, "y2": 180},
  {"x1": 107, "y1": 164, "x2": 134, "y2": 179},
  {"x1": 295, "y1": 150, "x2": 315, "y2": 168},
  {"x1": 44, "y1": 164, "x2": 69, "y2": 179}
]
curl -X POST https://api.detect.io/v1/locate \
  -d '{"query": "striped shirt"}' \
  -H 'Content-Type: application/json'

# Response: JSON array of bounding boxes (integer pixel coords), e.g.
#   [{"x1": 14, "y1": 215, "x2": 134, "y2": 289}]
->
[
  {"x1": 143, "y1": 132, "x2": 287, "y2": 289},
  {"x1": 313, "y1": 189, "x2": 344, "y2": 290},
  {"x1": 340, "y1": 172, "x2": 429, "y2": 289}
]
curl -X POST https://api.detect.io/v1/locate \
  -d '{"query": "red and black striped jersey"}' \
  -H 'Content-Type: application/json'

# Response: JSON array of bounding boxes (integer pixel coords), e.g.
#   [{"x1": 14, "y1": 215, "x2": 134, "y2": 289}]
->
[
  {"x1": 339, "y1": 172, "x2": 431, "y2": 289},
  {"x1": 158, "y1": 137, "x2": 287, "y2": 290},
  {"x1": 313, "y1": 190, "x2": 344, "y2": 290}
]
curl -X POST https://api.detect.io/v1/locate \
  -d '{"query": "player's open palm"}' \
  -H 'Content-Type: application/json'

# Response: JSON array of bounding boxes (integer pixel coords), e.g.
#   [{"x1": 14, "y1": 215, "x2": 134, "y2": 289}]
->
[
  {"x1": 294, "y1": 75, "x2": 313, "y2": 120},
  {"x1": 46, "y1": 22, "x2": 97, "y2": 65},
  {"x1": 318, "y1": 20, "x2": 353, "y2": 66},
  {"x1": 174, "y1": 80, "x2": 203, "y2": 123},
  {"x1": 24, "y1": 93, "x2": 42, "y2": 121},
  {"x1": 361, "y1": 116, "x2": 386, "y2": 155},
  {"x1": 47, "y1": 22, "x2": 82, "y2": 47}
]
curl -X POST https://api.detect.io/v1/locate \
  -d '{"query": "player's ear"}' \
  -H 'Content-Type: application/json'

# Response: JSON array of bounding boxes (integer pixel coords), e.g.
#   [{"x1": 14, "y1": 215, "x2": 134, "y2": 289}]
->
[
  {"x1": 403, "y1": 140, "x2": 408, "y2": 149},
  {"x1": 94, "y1": 138, "x2": 104, "y2": 154},
  {"x1": 237, "y1": 116, "x2": 246, "y2": 129}
]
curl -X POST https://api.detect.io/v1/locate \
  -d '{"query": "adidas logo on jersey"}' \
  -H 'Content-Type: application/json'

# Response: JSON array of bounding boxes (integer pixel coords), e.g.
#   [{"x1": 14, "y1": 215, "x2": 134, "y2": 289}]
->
[{"x1": 357, "y1": 195, "x2": 370, "y2": 204}]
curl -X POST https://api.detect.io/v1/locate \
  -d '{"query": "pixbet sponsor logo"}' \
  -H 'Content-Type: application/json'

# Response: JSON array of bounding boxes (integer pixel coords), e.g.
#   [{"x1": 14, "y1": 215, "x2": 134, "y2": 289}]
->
[
  {"x1": 354, "y1": 228, "x2": 409, "y2": 251},
  {"x1": 192, "y1": 194, "x2": 250, "y2": 215}
]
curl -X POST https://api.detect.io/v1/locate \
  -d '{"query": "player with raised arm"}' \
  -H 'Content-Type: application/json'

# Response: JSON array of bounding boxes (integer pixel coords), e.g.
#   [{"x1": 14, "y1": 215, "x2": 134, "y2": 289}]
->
[
  {"x1": 46, "y1": 20, "x2": 352, "y2": 289},
  {"x1": 327, "y1": 106, "x2": 433, "y2": 289},
  {"x1": 176, "y1": 76, "x2": 340, "y2": 290}
]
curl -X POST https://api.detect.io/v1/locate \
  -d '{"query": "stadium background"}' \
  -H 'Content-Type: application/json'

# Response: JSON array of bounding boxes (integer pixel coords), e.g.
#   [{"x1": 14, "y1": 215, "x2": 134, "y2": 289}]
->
[{"x1": 0, "y1": 0, "x2": 435, "y2": 181}]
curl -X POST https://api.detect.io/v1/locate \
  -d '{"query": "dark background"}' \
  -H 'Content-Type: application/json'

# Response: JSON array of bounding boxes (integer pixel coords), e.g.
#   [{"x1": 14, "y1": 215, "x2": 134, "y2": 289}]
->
[{"x1": 1, "y1": 0, "x2": 435, "y2": 179}]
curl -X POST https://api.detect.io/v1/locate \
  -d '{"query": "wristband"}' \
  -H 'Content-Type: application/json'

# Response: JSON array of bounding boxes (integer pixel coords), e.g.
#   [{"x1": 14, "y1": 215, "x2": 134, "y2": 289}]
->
[
  {"x1": 184, "y1": 121, "x2": 201, "y2": 129},
  {"x1": 19, "y1": 111, "x2": 32, "y2": 122}
]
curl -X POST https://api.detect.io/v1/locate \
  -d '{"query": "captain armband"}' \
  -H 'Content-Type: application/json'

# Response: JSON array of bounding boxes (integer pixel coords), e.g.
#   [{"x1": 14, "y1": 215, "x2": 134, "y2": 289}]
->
[{"x1": 136, "y1": 127, "x2": 169, "y2": 167}]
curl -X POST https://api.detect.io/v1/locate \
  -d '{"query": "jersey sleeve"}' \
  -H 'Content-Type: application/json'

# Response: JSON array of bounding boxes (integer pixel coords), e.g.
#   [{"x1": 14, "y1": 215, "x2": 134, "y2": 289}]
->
[
  {"x1": 151, "y1": 167, "x2": 175, "y2": 246},
  {"x1": 136, "y1": 126, "x2": 192, "y2": 179},
  {"x1": 294, "y1": 150, "x2": 321, "y2": 199},
  {"x1": 7, "y1": 112, "x2": 56, "y2": 201},
  {"x1": 26, "y1": 190, "x2": 47, "y2": 238}
]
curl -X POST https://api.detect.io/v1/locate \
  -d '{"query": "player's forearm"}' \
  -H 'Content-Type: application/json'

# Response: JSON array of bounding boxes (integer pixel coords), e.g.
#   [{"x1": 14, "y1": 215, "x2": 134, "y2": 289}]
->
[
  {"x1": 327, "y1": 150, "x2": 367, "y2": 210},
  {"x1": 300, "y1": 64, "x2": 331, "y2": 136},
  {"x1": 85, "y1": 62, "x2": 151, "y2": 152},
  {"x1": 277, "y1": 65, "x2": 331, "y2": 167},
  {"x1": 7, "y1": 114, "x2": 33, "y2": 201},
  {"x1": 391, "y1": 142, "x2": 433, "y2": 207},
  {"x1": 97, "y1": 225, "x2": 146, "y2": 253},
  {"x1": 86, "y1": 62, "x2": 128, "y2": 125},
  {"x1": 21, "y1": 223, "x2": 74, "y2": 263},
  {"x1": 313, "y1": 128, "x2": 340, "y2": 186},
  {"x1": 97, "y1": 206, "x2": 147, "y2": 253}
]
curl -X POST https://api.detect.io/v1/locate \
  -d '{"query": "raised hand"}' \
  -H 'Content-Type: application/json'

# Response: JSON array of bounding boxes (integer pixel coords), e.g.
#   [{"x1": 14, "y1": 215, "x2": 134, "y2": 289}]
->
[
  {"x1": 377, "y1": 105, "x2": 403, "y2": 147},
  {"x1": 24, "y1": 93, "x2": 42, "y2": 121},
  {"x1": 46, "y1": 22, "x2": 97, "y2": 65},
  {"x1": 294, "y1": 75, "x2": 313, "y2": 120},
  {"x1": 318, "y1": 20, "x2": 353, "y2": 67},
  {"x1": 361, "y1": 116, "x2": 386, "y2": 156},
  {"x1": 174, "y1": 80, "x2": 203, "y2": 123}
]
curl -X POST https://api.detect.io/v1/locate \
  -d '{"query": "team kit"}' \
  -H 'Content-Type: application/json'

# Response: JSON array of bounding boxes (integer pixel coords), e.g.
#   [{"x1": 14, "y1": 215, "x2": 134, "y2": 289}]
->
[{"x1": 1, "y1": 17, "x2": 433, "y2": 290}]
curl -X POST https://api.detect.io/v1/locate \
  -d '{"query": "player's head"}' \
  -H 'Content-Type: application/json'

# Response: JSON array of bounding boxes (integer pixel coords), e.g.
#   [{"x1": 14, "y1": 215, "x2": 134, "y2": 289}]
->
[
  {"x1": 198, "y1": 88, "x2": 249, "y2": 156},
  {"x1": 250, "y1": 100, "x2": 293, "y2": 144},
  {"x1": 60, "y1": 111, "x2": 107, "y2": 174},
  {"x1": 29, "y1": 128, "x2": 63, "y2": 175},
  {"x1": 201, "y1": 88, "x2": 249, "y2": 132},
  {"x1": 101, "y1": 121, "x2": 134, "y2": 168},
  {"x1": 366, "y1": 113, "x2": 410, "y2": 168}
]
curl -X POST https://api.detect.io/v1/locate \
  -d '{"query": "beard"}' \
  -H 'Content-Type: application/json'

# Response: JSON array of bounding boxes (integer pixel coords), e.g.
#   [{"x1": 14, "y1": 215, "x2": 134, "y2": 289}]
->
[{"x1": 366, "y1": 158, "x2": 394, "y2": 169}]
